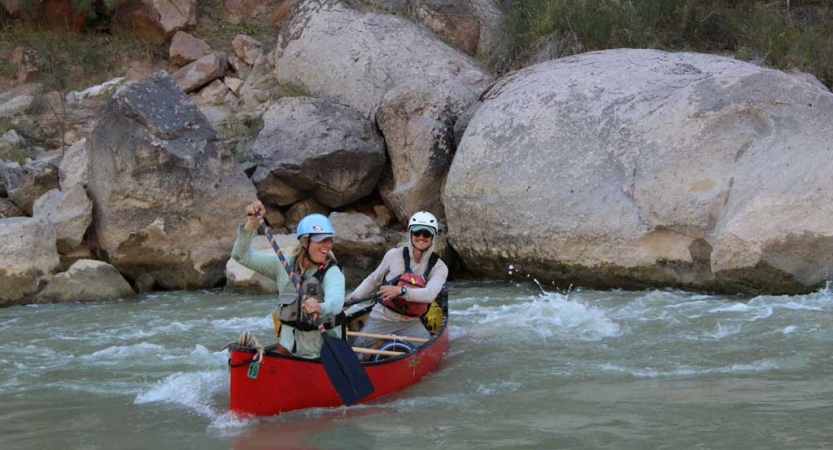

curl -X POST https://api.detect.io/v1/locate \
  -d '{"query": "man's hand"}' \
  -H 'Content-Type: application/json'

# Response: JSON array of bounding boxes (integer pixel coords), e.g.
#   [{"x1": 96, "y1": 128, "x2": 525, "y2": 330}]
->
[{"x1": 378, "y1": 285, "x2": 403, "y2": 302}]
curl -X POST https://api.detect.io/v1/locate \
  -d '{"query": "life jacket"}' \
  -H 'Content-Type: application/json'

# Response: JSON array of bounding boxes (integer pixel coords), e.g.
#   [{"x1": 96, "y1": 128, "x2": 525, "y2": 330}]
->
[
  {"x1": 275, "y1": 262, "x2": 345, "y2": 332},
  {"x1": 381, "y1": 247, "x2": 440, "y2": 317}
]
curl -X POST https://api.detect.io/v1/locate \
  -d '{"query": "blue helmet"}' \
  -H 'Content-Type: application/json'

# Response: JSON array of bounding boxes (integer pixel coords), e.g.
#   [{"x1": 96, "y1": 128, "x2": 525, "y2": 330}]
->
[{"x1": 296, "y1": 214, "x2": 334, "y2": 240}]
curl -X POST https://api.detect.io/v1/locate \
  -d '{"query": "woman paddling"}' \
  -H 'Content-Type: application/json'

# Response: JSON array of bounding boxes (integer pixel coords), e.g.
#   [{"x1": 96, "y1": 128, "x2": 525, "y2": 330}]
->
[
  {"x1": 347, "y1": 211, "x2": 449, "y2": 353},
  {"x1": 231, "y1": 201, "x2": 346, "y2": 359}
]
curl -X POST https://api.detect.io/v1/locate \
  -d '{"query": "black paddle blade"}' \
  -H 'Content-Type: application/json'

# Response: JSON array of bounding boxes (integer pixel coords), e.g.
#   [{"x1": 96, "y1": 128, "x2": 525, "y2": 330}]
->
[{"x1": 320, "y1": 334, "x2": 374, "y2": 405}]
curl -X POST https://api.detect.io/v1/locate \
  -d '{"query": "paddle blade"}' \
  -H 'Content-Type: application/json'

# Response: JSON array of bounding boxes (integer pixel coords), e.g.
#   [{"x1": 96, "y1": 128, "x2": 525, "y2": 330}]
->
[{"x1": 320, "y1": 334, "x2": 374, "y2": 405}]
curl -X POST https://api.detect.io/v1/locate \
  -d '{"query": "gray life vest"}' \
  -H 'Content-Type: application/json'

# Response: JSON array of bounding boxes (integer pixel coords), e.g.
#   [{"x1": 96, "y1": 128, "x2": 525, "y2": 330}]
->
[{"x1": 275, "y1": 262, "x2": 345, "y2": 332}]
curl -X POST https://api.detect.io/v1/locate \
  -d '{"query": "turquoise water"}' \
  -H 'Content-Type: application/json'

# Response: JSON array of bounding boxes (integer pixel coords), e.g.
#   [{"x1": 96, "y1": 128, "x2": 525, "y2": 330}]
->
[{"x1": 1, "y1": 281, "x2": 832, "y2": 449}]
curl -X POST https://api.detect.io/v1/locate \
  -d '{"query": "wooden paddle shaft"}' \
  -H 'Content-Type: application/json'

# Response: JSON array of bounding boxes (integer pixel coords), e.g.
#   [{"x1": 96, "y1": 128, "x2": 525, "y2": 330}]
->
[
  {"x1": 346, "y1": 331, "x2": 429, "y2": 343},
  {"x1": 353, "y1": 347, "x2": 404, "y2": 356}
]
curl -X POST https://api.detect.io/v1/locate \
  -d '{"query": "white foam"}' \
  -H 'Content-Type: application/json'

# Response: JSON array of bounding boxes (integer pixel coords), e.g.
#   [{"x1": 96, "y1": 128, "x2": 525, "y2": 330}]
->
[
  {"x1": 134, "y1": 369, "x2": 228, "y2": 417},
  {"x1": 210, "y1": 316, "x2": 274, "y2": 332},
  {"x1": 474, "y1": 381, "x2": 522, "y2": 395},
  {"x1": 83, "y1": 342, "x2": 167, "y2": 360},
  {"x1": 209, "y1": 410, "x2": 257, "y2": 430},
  {"x1": 746, "y1": 306, "x2": 773, "y2": 321},
  {"x1": 706, "y1": 321, "x2": 742, "y2": 339},
  {"x1": 599, "y1": 359, "x2": 778, "y2": 378},
  {"x1": 458, "y1": 293, "x2": 620, "y2": 341},
  {"x1": 709, "y1": 303, "x2": 753, "y2": 313}
]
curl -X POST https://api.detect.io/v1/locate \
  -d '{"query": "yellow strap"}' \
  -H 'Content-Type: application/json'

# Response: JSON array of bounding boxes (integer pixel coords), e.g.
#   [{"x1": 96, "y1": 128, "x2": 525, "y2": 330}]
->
[{"x1": 272, "y1": 311, "x2": 282, "y2": 338}]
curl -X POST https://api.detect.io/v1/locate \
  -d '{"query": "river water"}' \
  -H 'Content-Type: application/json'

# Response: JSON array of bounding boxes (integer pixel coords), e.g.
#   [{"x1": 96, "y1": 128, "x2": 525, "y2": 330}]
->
[{"x1": 1, "y1": 281, "x2": 831, "y2": 450}]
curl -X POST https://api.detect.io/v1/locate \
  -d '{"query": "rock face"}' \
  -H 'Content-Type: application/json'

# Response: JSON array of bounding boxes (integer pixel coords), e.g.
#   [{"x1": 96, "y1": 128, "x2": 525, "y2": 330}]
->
[
  {"x1": 85, "y1": 72, "x2": 257, "y2": 290},
  {"x1": 250, "y1": 97, "x2": 386, "y2": 208},
  {"x1": 36, "y1": 260, "x2": 135, "y2": 303},
  {"x1": 445, "y1": 49, "x2": 833, "y2": 295},
  {"x1": 33, "y1": 185, "x2": 93, "y2": 253},
  {"x1": 274, "y1": 0, "x2": 492, "y2": 222},
  {"x1": 0, "y1": 218, "x2": 60, "y2": 305}
]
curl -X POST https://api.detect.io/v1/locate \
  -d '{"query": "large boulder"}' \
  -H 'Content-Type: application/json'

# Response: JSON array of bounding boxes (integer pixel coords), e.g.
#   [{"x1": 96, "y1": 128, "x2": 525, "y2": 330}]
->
[
  {"x1": 58, "y1": 138, "x2": 90, "y2": 190},
  {"x1": 38, "y1": 91, "x2": 108, "y2": 146},
  {"x1": 169, "y1": 31, "x2": 212, "y2": 68},
  {"x1": 284, "y1": 198, "x2": 329, "y2": 231},
  {"x1": 361, "y1": 0, "x2": 491, "y2": 56},
  {"x1": 412, "y1": 0, "x2": 480, "y2": 56},
  {"x1": 0, "y1": 198, "x2": 23, "y2": 218},
  {"x1": 225, "y1": 234, "x2": 294, "y2": 293},
  {"x1": 113, "y1": 0, "x2": 197, "y2": 46},
  {"x1": 2, "y1": 0, "x2": 20, "y2": 15},
  {"x1": 85, "y1": 72, "x2": 257, "y2": 290},
  {"x1": 329, "y1": 212, "x2": 389, "y2": 285},
  {"x1": 0, "y1": 217, "x2": 60, "y2": 305},
  {"x1": 8, "y1": 155, "x2": 61, "y2": 216},
  {"x1": 33, "y1": 185, "x2": 93, "y2": 253},
  {"x1": 27, "y1": 0, "x2": 87, "y2": 33},
  {"x1": 469, "y1": 0, "x2": 503, "y2": 61},
  {"x1": 250, "y1": 97, "x2": 386, "y2": 208},
  {"x1": 0, "y1": 83, "x2": 38, "y2": 119},
  {"x1": 445, "y1": 49, "x2": 833, "y2": 295},
  {"x1": 172, "y1": 52, "x2": 228, "y2": 94},
  {"x1": 223, "y1": 0, "x2": 283, "y2": 25},
  {"x1": 0, "y1": 161, "x2": 22, "y2": 197},
  {"x1": 274, "y1": 0, "x2": 492, "y2": 223},
  {"x1": 35, "y1": 260, "x2": 135, "y2": 303}
]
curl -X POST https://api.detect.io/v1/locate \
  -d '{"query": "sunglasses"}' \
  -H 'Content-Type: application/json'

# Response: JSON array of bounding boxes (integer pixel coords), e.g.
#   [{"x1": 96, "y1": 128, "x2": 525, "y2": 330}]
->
[{"x1": 411, "y1": 229, "x2": 434, "y2": 238}]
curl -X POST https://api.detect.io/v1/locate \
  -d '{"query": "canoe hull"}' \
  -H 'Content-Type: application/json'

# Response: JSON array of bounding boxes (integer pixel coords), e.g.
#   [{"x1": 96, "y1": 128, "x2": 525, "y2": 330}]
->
[{"x1": 228, "y1": 326, "x2": 449, "y2": 416}]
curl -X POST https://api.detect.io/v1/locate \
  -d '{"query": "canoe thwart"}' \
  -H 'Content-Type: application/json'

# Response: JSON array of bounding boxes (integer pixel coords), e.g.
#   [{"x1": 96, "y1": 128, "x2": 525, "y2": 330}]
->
[
  {"x1": 352, "y1": 347, "x2": 405, "y2": 356},
  {"x1": 346, "y1": 331, "x2": 429, "y2": 343}
]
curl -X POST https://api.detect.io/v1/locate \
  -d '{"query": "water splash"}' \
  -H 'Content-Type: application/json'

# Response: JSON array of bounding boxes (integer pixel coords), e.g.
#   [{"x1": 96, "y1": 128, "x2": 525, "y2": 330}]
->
[
  {"x1": 456, "y1": 290, "x2": 620, "y2": 341},
  {"x1": 134, "y1": 370, "x2": 228, "y2": 418}
]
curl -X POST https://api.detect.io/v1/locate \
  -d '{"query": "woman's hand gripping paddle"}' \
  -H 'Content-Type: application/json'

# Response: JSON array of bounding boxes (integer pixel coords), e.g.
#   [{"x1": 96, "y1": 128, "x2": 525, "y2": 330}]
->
[{"x1": 252, "y1": 211, "x2": 374, "y2": 405}]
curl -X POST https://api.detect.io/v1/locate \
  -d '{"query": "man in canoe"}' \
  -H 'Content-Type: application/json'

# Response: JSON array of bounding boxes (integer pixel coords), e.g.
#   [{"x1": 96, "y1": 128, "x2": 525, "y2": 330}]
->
[
  {"x1": 232, "y1": 201, "x2": 346, "y2": 359},
  {"x1": 347, "y1": 211, "x2": 449, "y2": 352}
]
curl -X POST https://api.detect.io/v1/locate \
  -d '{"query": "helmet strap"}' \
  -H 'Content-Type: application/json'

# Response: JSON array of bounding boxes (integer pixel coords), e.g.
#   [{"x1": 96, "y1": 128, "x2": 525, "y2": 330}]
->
[{"x1": 302, "y1": 240, "x2": 326, "y2": 268}]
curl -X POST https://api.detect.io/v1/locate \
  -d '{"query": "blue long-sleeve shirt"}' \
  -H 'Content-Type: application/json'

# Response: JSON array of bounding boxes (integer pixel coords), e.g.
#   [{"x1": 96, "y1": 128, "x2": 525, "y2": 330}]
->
[{"x1": 231, "y1": 225, "x2": 344, "y2": 357}]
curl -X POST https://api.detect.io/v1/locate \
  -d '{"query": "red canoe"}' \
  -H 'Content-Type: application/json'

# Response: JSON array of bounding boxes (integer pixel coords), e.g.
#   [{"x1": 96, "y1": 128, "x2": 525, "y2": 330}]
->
[{"x1": 228, "y1": 300, "x2": 449, "y2": 417}]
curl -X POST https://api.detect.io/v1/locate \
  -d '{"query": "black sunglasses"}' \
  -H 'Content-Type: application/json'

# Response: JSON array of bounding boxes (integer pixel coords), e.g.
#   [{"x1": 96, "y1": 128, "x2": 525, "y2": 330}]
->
[{"x1": 411, "y1": 229, "x2": 434, "y2": 238}]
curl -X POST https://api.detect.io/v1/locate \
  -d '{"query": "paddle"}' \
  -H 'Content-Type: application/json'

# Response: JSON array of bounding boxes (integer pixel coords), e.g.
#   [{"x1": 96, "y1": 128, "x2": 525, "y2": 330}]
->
[
  {"x1": 251, "y1": 211, "x2": 374, "y2": 405},
  {"x1": 313, "y1": 313, "x2": 375, "y2": 405}
]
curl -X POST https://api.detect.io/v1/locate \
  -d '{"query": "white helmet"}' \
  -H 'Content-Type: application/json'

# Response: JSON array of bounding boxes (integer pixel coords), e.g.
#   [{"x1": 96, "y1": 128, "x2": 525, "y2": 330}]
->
[{"x1": 408, "y1": 211, "x2": 438, "y2": 235}]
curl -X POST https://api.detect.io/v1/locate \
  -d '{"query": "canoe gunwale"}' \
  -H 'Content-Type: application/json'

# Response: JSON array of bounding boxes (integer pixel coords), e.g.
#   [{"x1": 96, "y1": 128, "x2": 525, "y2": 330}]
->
[{"x1": 227, "y1": 307, "x2": 449, "y2": 367}]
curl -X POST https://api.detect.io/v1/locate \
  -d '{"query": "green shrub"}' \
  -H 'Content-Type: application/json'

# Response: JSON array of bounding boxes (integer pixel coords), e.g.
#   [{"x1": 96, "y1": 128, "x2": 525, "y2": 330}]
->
[
  {"x1": 17, "y1": 0, "x2": 128, "y2": 17},
  {"x1": 0, "y1": 24, "x2": 166, "y2": 92},
  {"x1": 493, "y1": 0, "x2": 833, "y2": 89}
]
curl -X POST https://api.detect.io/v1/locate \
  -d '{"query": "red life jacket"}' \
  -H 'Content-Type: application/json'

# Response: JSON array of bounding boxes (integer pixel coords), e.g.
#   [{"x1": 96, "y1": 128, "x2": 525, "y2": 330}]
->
[{"x1": 380, "y1": 247, "x2": 440, "y2": 317}]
